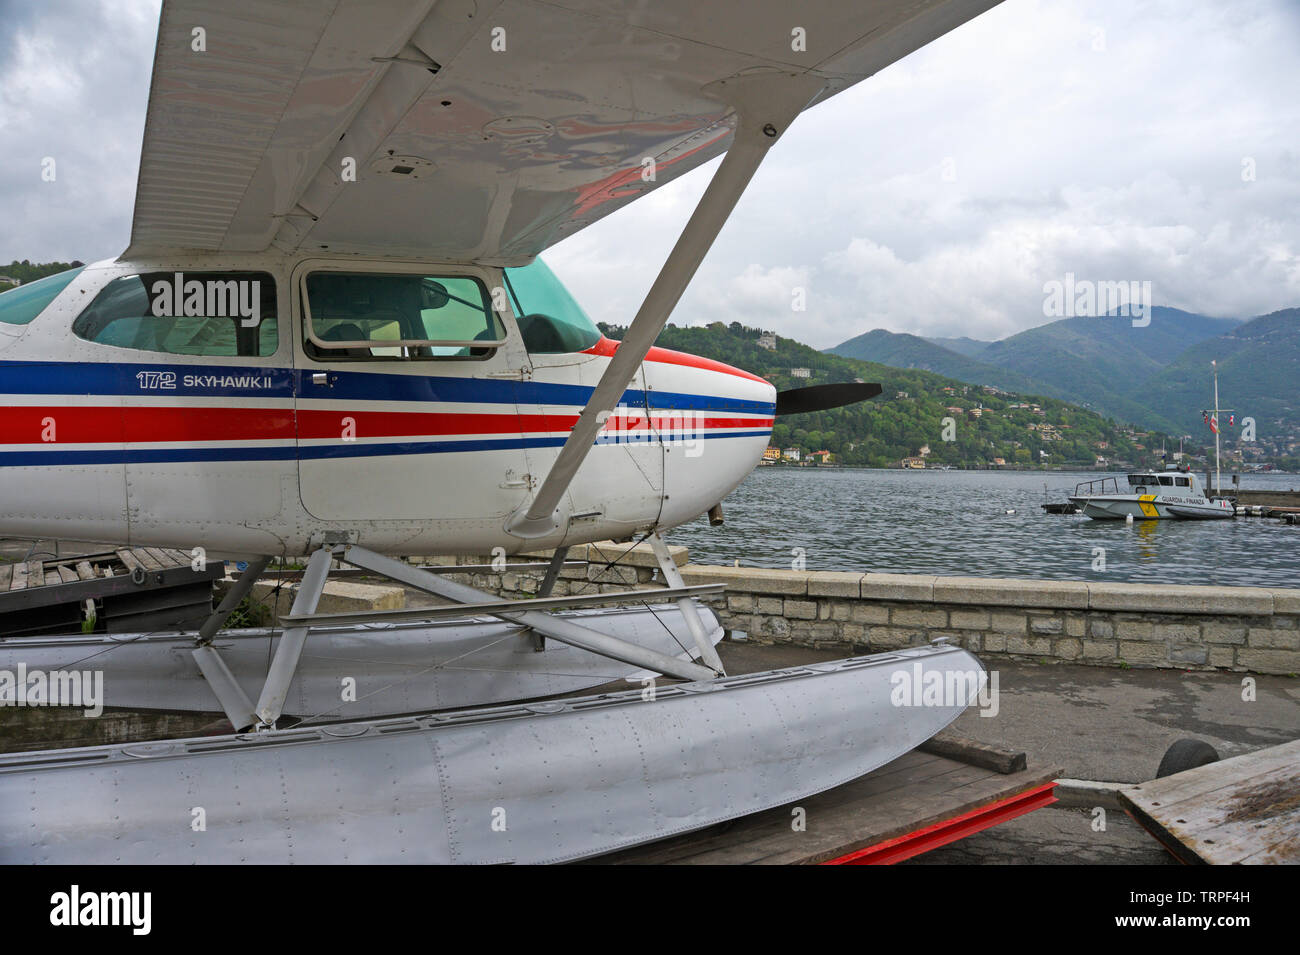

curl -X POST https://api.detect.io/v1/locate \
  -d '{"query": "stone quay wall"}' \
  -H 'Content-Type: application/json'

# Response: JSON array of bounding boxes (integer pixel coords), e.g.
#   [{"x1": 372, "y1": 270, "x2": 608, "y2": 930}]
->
[{"x1": 426, "y1": 542, "x2": 1300, "y2": 676}]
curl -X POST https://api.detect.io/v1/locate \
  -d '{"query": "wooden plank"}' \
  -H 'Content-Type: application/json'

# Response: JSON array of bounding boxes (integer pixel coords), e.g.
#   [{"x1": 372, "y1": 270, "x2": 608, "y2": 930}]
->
[
  {"x1": 25, "y1": 559, "x2": 43, "y2": 589},
  {"x1": 0, "y1": 563, "x2": 12, "y2": 590},
  {"x1": 919, "y1": 730, "x2": 1027, "y2": 774},
  {"x1": 593, "y1": 751, "x2": 1061, "y2": 865},
  {"x1": 596, "y1": 757, "x2": 966, "y2": 865},
  {"x1": 9, "y1": 561, "x2": 28, "y2": 591},
  {"x1": 74, "y1": 561, "x2": 95, "y2": 581},
  {"x1": 144, "y1": 547, "x2": 181, "y2": 570},
  {"x1": 57, "y1": 565, "x2": 79, "y2": 584},
  {"x1": 1121, "y1": 739, "x2": 1300, "y2": 865},
  {"x1": 116, "y1": 549, "x2": 145, "y2": 574},
  {"x1": 44, "y1": 571, "x2": 62, "y2": 587},
  {"x1": 132, "y1": 549, "x2": 164, "y2": 572}
]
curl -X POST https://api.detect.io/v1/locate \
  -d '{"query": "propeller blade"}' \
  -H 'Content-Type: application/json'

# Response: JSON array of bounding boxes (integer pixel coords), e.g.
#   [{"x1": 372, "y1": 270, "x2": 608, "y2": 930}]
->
[{"x1": 774, "y1": 381, "x2": 882, "y2": 416}]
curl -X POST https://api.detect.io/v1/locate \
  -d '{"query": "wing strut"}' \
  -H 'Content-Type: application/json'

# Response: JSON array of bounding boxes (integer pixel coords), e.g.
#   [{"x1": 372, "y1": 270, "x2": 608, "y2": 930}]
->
[{"x1": 505, "y1": 71, "x2": 827, "y2": 540}]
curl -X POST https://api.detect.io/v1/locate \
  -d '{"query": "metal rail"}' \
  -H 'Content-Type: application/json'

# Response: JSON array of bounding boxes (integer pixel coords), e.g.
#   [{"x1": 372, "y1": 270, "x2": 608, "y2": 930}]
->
[
  {"x1": 278, "y1": 583, "x2": 724, "y2": 627},
  {"x1": 1073, "y1": 477, "x2": 1120, "y2": 496}
]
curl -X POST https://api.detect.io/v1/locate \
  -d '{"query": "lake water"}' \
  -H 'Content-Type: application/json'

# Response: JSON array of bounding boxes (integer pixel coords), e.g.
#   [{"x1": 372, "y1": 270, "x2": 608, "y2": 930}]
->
[{"x1": 669, "y1": 468, "x2": 1300, "y2": 588}]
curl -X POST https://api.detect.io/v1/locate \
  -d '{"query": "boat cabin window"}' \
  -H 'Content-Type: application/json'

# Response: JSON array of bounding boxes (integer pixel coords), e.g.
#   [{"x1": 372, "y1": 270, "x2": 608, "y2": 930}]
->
[
  {"x1": 1126, "y1": 474, "x2": 1160, "y2": 487},
  {"x1": 72, "y1": 272, "x2": 277, "y2": 356},
  {"x1": 1176, "y1": 476, "x2": 1190, "y2": 487},
  {"x1": 303, "y1": 272, "x2": 505, "y2": 361},
  {"x1": 0, "y1": 267, "x2": 85, "y2": 326},
  {"x1": 1158, "y1": 475, "x2": 1174, "y2": 486},
  {"x1": 502, "y1": 258, "x2": 602, "y2": 354}
]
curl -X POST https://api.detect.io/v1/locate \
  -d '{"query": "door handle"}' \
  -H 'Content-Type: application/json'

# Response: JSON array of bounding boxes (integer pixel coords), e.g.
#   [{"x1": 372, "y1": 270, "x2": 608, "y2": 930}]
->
[{"x1": 311, "y1": 372, "x2": 334, "y2": 387}]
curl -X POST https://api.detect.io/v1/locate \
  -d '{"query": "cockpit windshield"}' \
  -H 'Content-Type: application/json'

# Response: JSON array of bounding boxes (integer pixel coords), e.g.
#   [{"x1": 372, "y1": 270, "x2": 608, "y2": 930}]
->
[{"x1": 502, "y1": 258, "x2": 602, "y2": 354}]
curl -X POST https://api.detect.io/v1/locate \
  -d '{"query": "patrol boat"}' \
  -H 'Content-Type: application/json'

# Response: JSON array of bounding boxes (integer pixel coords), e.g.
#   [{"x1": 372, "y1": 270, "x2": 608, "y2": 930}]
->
[{"x1": 1068, "y1": 470, "x2": 1235, "y2": 520}]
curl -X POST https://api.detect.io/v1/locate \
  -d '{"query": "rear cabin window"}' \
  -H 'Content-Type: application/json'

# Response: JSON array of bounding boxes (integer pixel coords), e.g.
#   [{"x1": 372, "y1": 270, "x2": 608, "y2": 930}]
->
[
  {"x1": 1176, "y1": 477, "x2": 1190, "y2": 487},
  {"x1": 303, "y1": 272, "x2": 503, "y2": 360},
  {"x1": 72, "y1": 272, "x2": 277, "y2": 356},
  {"x1": 0, "y1": 267, "x2": 85, "y2": 325}
]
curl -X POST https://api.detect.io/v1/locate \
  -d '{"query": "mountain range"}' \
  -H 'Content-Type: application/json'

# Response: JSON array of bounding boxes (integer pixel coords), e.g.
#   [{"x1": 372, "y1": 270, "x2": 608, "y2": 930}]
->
[{"x1": 828, "y1": 307, "x2": 1298, "y2": 457}]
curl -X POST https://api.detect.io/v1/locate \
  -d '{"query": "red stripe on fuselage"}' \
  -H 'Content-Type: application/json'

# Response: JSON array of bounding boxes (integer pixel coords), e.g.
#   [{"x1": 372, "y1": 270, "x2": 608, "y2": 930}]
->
[
  {"x1": 0, "y1": 406, "x2": 771, "y2": 444},
  {"x1": 582, "y1": 337, "x2": 770, "y2": 385}
]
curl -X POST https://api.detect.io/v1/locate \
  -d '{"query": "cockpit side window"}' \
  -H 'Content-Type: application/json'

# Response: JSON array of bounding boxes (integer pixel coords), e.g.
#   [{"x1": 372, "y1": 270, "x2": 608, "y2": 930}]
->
[
  {"x1": 72, "y1": 272, "x2": 277, "y2": 356},
  {"x1": 303, "y1": 271, "x2": 503, "y2": 361},
  {"x1": 502, "y1": 258, "x2": 601, "y2": 354},
  {"x1": 1158, "y1": 475, "x2": 1174, "y2": 486}
]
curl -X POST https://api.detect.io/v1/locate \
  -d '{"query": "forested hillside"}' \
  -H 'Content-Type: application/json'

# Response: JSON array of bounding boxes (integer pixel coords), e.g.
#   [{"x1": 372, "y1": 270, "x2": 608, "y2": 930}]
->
[{"x1": 603, "y1": 321, "x2": 1180, "y2": 470}]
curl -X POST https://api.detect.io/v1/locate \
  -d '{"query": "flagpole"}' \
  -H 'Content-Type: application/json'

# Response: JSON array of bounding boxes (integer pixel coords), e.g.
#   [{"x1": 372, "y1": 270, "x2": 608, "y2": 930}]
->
[{"x1": 1213, "y1": 360, "x2": 1221, "y2": 495}]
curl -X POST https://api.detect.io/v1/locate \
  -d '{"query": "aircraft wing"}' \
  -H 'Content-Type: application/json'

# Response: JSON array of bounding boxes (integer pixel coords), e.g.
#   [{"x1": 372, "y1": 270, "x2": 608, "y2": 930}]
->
[{"x1": 126, "y1": 0, "x2": 999, "y2": 262}]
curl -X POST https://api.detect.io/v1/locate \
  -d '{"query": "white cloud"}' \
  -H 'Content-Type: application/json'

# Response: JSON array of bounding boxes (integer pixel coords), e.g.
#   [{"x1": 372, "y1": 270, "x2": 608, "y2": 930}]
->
[
  {"x1": 3, "y1": 0, "x2": 1297, "y2": 347},
  {"x1": 550, "y1": 0, "x2": 1300, "y2": 345}
]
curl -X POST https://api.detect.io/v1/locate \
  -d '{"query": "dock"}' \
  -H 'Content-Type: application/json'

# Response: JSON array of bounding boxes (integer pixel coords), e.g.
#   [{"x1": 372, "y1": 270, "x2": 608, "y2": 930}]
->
[
  {"x1": 1120, "y1": 738, "x2": 1300, "y2": 864},
  {"x1": 0, "y1": 547, "x2": 223, "y2": 637},
  {"x1": 592, "y1": 734, "x2": 1059, "y2": 864}
]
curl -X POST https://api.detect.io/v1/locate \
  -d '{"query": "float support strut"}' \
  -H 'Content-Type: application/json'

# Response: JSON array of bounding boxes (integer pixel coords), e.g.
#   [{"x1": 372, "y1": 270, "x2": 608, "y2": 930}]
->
[
  {"x1": 648, "y1": 532, "x2": 725, "y2": 675},
  {"x1": 253, "y1": 547, "x2": 333, "y2": 727},
  {"x1": 340, "y1": 545, "x2": 714, "y2": 682},
  {"x1": 190, "y1": 555, "x2": 271, "y2": 729}
]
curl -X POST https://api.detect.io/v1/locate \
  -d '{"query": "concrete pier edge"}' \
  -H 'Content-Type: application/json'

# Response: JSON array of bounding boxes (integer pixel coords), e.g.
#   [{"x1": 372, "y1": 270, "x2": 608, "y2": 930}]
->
[{"x1": 423, "y1": 541, "x2": 1300, "y2": 676}]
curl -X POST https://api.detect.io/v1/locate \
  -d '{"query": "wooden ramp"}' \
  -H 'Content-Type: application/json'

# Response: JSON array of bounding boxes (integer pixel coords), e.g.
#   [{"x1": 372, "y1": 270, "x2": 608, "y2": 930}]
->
[
  {"x1": 1120, "y1": 738, "x2": 1300, "y2": 865},
  {"x1": 0, "y1": 548, "x2": 223, "y2": 637},
  {"x1": 590, "y1": 742, "x2": 1060, "y2": 865}
]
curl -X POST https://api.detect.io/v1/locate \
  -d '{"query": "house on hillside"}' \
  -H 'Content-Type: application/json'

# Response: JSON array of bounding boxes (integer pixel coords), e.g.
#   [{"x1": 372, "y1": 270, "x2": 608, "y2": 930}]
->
[
  {"x1": 756, "y1": 331, "x2": 777, "y2": 350},
  {"x1": 790, "y1": 367, "x2": 811, "y2": 379},
  {"x1": 900, "y1": 456, "x2": 926, "y2": 469}
]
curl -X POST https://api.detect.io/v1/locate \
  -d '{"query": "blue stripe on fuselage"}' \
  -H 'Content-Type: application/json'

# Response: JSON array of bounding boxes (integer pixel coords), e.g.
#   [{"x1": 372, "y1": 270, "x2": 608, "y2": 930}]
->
[
  {"x1": 0, "y1": 430, "x2": 769, "y2": 467},
  {"x1": 0, "y1": 360, "x2": 775, "y2": 415}
]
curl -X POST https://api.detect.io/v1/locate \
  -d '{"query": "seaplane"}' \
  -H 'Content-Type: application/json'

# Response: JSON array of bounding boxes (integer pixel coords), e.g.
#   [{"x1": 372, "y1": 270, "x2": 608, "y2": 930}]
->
[{"x1": 0, "y1": 0, "x2": 997, "y2": 864}]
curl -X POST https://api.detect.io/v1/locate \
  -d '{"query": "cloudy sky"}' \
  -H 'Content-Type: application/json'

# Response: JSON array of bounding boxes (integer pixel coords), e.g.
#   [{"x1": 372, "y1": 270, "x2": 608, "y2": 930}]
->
[{"x1": 3, "y1": 0, "x2": 1298, "y2": 347}]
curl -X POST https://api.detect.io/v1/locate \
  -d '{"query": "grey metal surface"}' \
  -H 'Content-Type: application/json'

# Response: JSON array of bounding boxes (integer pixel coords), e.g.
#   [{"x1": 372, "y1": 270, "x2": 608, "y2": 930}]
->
[
  {"x1": 0, "y1": 643, "x2": 982, "y2": 864},
  {"x1": 0, "y1": 605, "x2": 721, "y2": 720}
]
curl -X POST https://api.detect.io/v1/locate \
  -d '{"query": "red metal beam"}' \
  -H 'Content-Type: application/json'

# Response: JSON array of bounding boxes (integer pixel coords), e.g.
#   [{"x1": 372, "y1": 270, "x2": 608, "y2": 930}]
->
[{"x1": 823, "y1": 782, "x2": 1058, "y2": 865}]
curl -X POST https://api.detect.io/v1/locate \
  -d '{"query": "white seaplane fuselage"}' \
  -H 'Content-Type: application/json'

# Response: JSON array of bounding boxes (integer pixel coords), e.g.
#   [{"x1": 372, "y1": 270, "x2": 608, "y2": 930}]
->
[
  {"x1": 0, "y1": 254, "x2": 774, "y2": 559},
  {"x1": 1069, "y1": 471, "x2": 1235, "y2": 521}
]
